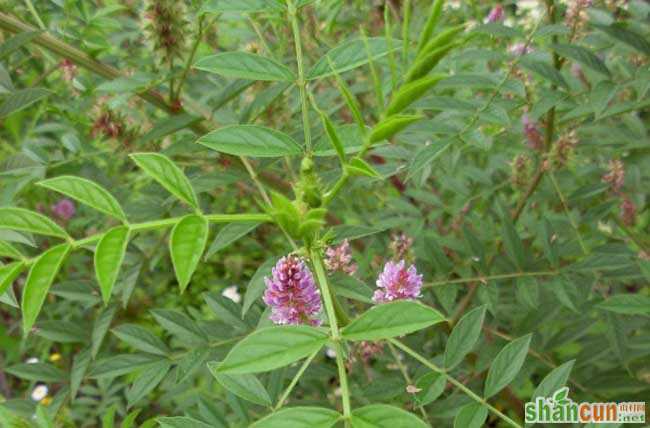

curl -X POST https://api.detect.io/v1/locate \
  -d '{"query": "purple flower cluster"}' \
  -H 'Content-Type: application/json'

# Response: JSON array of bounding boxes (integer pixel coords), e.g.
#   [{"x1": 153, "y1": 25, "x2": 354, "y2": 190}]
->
[
  {"x1": 51, "y1": 199, "x2": 75, "y2": 221},
  {"x1": 372, "y1": 260, "x2": 423, "y2": 303},
  {"x1": 263, "y1": 255, "x2": 322, "y2": 326}
]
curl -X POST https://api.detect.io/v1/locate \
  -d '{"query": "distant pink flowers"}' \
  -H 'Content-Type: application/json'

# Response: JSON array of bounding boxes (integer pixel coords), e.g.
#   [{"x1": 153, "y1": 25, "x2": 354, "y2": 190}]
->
[
  {"x1": 325, "y1": 239, "x2": 357, "y2": 275},
  {"x1": 263, "y1": 255, "x2": 322, "y2": 326},
  {"x1": 485, "y1": 4, "x2": 504, "y2": 23},
  {"x1": 51, "y1": 199, "x2": 75, "y2": 220},
  {"x1": 522, "y1": 113, "x2": 544, "y2": 151},
  {"x1": 372, "y1": 260, "x2": 423, "y2": 303}
]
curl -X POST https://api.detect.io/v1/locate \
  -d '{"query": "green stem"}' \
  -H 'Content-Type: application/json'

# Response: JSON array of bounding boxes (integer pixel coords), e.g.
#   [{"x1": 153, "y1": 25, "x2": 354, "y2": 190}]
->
[
  {"x1": 423, "y1": 270, "x2": 559, "y2": 288},
  {"x1": 311, "y1": 249, "x2": 351, "y2": 422},
  {"x1": 274, "y1": 349, "x2": 319, "y2": 411},
  {"x1": 548, "y1": 172, "x2": 588, "y2": 255},
  {"x1": 387, "y1": 342, "x2": 430, "y2": 424},
  {"x1": 287, "y1": 0, "x2": 313, "y2": 154},
  {"x1": 38, "y1": 213, "x2": 272, "y2": 256},
  {"x1": 389, "y1": 339, "x2": 523, "y2": 428}
]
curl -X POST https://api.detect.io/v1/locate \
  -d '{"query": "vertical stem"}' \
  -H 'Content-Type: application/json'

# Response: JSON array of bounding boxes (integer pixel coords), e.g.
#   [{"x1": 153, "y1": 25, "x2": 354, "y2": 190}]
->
[
  {"x1": 174, "y1": 16, "x2": 205, "y2": 103},
  {"x1": 287, "y1": 0, "x2": 313, "y2": 154},
  {"x1": 401, "y1": 0, "x2": 411, "y2": 64},
  {"x1": 311, "y1": 249, "x2": 351, "y2": 423}
]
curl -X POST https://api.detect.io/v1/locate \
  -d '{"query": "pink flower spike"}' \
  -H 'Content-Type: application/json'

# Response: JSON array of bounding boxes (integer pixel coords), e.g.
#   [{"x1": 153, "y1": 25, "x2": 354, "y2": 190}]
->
[
  {"x1": 325, "y1": 239, "x2": 357, "y2": 275},
  {"x1": 263, "y1": 255, "x2": 322, "y2": 326},
  {"x1": 486, "y1": 4, "x2": 504, "y2": 23},
  {"x1": 372, "y1": 260, "x2": 423, "y2": 303}
]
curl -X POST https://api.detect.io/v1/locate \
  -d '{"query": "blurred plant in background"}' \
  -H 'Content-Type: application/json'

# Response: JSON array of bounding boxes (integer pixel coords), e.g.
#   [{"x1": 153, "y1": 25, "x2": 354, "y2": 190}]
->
[{"x1": 0, "y1": 0, "x2": 648, "y2": 427}]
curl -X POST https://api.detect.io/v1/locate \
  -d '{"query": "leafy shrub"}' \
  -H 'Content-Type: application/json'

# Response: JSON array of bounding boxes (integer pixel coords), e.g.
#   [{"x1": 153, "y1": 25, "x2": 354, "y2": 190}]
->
[{"x1": 0, "y1": 0, "x2": 649, "y2": 427}]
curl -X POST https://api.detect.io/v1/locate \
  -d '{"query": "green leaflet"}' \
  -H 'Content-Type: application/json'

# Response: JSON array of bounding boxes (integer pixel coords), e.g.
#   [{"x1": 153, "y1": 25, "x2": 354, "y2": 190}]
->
[
  {"x1": 385, "y1": 74, "x2": 446, "y2": 116},
  {"x1": 208, "y1": 362, "x2": 272, "y2": 406},
  {"x1": 251, "y1": 407, "x2": 341, "y2": 428},
  {"x1": 198, "y1": 125, "x2": 302, "y2": 157},
  {"x1": 194, "y1": 52, "x2": 295, "y2": 81},
  {"x1": 129, "y1": 153, "x2": 199, "y2": 209},
  {"x1": 0, "y1": 207, "x2": 68, "y2": 238},
  {"x1": 453, "y1": 403, "x2": 487, "y2": 428},
  {"x1": 112, "y1": 324, "x2": 170, "y2": 356},
  {"x1": 0, "y1": 261, "x2": 25, "y2": 296},
  {"x1": 170, "y1": 214, "x2": 209, "y2": 292},
  {"x1": 308, "y1": 37, "x2": 400, "y2": 79},
  {"x1": 216, "y1": 326, "x2": 328, "y2": 374},
  {"x1": 350, "y1": 404, "x2": 428, "y2": 428},
  {"x1": 21, "y1": 243, "x2": 71, "y2": 334},
  {"x1": 341, "y1": 301, "x2": 445, "y2": 341},
  {"x1": 0, "y1": 240, "x2": 24, "y2": 259},
  {"x1": 94, "y1": 226, "x2": 130, "y2": 305},
  {"x1": 38, "y1": 176, "x2": 127, "y2": 222},
  {"x1": 444, "y1": 305, "x2": 487, "y2": 370},
  {"x1": 0, "y1": 88, "x2": 51, "y2": 118},
  {"x1": 484, "y1": 334, "x2": 532, "y2": 398},
  {"x1": 318, "y1": 111, "x2": 346, "y2": 163},
  {"x1": 369, "y1": 114, "x2": 423, "y2": 143}
]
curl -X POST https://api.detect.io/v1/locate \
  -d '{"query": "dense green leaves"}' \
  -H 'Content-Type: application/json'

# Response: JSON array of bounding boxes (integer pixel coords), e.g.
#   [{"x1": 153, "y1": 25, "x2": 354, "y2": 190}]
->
[
  {"x1": 551, "y1": 44, "x2": 610, "y2": 77},
  {"x1": 205, "y1": 222, "x2": 260, "y2": 259},
  {"x1": 201, "y1": 0, "x2": 284, "y2": 14},
  {"x1": 112, "y1": 324, "x2": 170, "y2": 356},
  {"x1": 520, "y1": 58, "x2": 569, "y2": 89},
  {"x1": 214, "y1": 326, "x2": 328, "y2": 374},
  {"x1": 94, "y1": 226, "x2": 130, "y2": 304},
  {"x1": 21, "y1": 243, "x2": 71, "y2": 334},
  {"x1": 37, "y1": 176, "x2": 127, "y2": 221},
  {"x1": 0, "y1": 207, "x2": 68, "y2": 238},
  {"x1": 151, "y1": 309, "x2": 208, "y2": 345},
  {"x1": 341, "y1": 301, "x2": 445, "y2": 341},
  {"x1": 444, "y1": 305, "x2": 486, "y2": 370},
  {"x1": 129, "y1": 153, "x2": 198, "y2": 209},
  {"x1": 170, "y1": 215, "x2": 209, "y2": 292},
  {"x1": 194, "y1": 52, "x2": 295, "y2": 81},
  {"x1": 5, "y1": 362, "x2": 66, "y2": 383},
  {"x1": 198, "y1": 125, "x2": 302, "y2": 157},
  {"x1": 0, "y1": 88, "x2": 51, "y2": 118},
  {"x1": 350, "y1": 404, "x2": 428, "y2": 428},
  {"x1": 208, "y1": 362, "x2": 272, "y2": 406},
  {"x1": 597, "y1": 294, "x2": 650, "y2": 316},
  {"x1": 484, "y1": 334, "x2": 532, "y2": 398}
]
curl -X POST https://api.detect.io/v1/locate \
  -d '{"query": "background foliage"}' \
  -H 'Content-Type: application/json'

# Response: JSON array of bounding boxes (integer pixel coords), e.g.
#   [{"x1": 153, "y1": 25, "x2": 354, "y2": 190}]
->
[{"x1": 0, "y1": 0, "x2": 649, "y2": 427}]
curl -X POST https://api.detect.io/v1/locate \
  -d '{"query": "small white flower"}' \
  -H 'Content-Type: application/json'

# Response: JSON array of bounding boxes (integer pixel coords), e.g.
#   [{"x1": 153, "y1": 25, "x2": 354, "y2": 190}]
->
[
  {"x1": 222, "y1": 285, "x2": 241, "y2": 304},
  {"x1": 25, "y1": 357, "x2": 39, "y2": 364},
  {"x1": 31, "y1": 384, "x2": 48, "y2": 401},
  {"x1": 325, "y1": 347, "x2": 337, "y2": 359}
]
